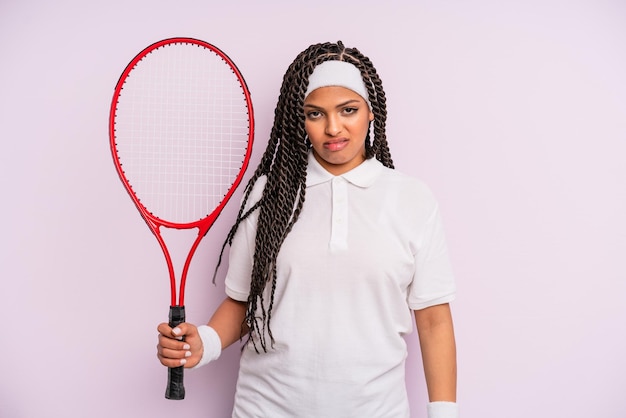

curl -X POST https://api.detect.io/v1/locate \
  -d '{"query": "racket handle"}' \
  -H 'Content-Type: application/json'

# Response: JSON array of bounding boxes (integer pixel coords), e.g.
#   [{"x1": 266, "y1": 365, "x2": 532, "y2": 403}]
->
[{"x1": 165, "y1": 305, "x2": 186, "y2": 400}]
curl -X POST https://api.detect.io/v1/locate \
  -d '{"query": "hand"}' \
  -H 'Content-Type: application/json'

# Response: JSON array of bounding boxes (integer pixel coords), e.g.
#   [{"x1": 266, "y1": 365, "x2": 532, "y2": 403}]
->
[{"x1": 156, "y1": 322, "x2": 204, "y2": 369}]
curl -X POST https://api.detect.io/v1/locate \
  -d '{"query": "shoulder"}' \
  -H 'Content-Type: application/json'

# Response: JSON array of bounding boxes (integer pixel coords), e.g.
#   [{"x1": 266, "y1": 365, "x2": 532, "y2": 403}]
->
[
  {"x1": 377, "y1": 166, "x2": 438, "y2": 207},
  {"x1": 367, "y1": 165, "x2": 441, "y2": 229}
]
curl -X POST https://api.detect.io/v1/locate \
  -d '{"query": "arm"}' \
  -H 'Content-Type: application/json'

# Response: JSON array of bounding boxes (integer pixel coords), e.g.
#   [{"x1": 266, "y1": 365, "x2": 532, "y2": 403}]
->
[
  {"x1": 157, "y1": 297, "x2": 247, "y2": 368},
  {"x1": 208, "y1": 296, "x2": 249, "y2": 349},
  {"x1": 414, "y1": 303, "x2": 457, "y2": 402}
]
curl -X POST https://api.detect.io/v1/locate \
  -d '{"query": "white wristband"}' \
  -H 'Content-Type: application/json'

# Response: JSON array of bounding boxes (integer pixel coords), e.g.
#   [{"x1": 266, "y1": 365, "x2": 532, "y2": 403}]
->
[
  {"x1": 190, "y1": 325, "x2": 222, "y2": 369},
  {"x1": 427, "y1": 401, "x2": 459, "y2": 418}
]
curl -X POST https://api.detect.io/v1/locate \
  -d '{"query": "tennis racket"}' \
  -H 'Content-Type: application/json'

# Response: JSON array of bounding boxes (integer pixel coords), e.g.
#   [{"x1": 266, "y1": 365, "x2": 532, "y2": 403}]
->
[{"x1": 109, "y1": 37, "x2": 254, "y2": 400}]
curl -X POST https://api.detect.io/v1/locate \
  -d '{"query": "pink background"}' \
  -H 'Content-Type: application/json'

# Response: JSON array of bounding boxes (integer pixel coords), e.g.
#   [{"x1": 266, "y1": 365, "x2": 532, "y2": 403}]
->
[{"x1": 1, "y1": 1, "x2": 624, "y2": 417}]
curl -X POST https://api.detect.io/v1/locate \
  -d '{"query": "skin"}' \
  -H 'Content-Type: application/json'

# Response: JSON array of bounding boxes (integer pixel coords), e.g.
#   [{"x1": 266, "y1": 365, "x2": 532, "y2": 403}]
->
[
  {"x1": 157, "y1": 297, "x2": 246, "y2": 368},
  {"x1": 157, "y1": 85, "x2": 457, "y2": 404},
  {"x1": 415, "y1": 303, "x2": 457, "y2": 402},
  {"x1": 303, "y1": 86, "x2": 374, "y2": 176}
]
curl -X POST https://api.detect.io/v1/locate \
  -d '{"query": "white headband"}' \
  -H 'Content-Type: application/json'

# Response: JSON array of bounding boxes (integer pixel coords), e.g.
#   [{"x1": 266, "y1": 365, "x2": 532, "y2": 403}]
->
[{"x1": 304, "y1": 60, "x2": 371, "y2": 108}]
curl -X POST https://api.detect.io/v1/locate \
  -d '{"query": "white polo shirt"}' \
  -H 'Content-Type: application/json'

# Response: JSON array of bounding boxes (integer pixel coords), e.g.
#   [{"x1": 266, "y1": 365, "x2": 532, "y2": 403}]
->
[{"x1": 225, "y1": 152, "x2": 456, "y2": 418}]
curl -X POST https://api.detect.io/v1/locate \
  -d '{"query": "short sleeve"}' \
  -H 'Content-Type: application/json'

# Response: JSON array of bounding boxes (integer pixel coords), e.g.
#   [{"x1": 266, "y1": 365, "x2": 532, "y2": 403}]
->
[
  {"x1": 224, "y1": 176, "x2": 266, "y2": 302},
  {"x1": 407, "y1": 205, "x2": 456, "y2": 310}
]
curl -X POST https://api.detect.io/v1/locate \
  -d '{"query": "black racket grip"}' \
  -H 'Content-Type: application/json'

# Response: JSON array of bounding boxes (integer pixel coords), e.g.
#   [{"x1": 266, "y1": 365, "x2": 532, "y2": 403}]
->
[{"x1": 165, "y1": 305, "x2": 186, "y2": 400}]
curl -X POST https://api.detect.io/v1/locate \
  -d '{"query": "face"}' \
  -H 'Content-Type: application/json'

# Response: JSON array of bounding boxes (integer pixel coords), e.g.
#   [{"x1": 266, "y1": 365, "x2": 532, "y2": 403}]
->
[{"x1": 303, "y1": 86, "x2": 374, "y2": 176}]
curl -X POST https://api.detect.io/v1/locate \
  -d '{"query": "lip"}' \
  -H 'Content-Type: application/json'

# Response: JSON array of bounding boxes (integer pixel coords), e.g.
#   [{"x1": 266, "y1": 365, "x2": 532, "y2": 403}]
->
[{"x1": 324, "y1": 138, "x2": 349, "y2": 152}]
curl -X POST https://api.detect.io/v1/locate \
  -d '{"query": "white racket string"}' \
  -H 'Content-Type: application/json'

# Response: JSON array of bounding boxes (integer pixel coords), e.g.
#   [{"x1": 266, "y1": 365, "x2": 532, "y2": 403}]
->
[{"x1": 114, "y1": 42, "x2": 250, "y2": 224}]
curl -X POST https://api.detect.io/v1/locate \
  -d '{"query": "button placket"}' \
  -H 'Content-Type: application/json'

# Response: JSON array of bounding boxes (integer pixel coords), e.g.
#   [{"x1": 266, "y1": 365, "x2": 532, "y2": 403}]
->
[{"x1": 329, "y1": 177, "x2": 348, "y2": 251}]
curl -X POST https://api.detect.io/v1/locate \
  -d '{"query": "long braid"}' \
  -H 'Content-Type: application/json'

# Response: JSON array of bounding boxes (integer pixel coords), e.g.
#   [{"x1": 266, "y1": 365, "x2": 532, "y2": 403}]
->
[
  {"x1": 339, "y1": 45, "x2": 394, "y2": 169},
  {"x1": 214, "y1": 41, "x2": 394, "y2": 352}
]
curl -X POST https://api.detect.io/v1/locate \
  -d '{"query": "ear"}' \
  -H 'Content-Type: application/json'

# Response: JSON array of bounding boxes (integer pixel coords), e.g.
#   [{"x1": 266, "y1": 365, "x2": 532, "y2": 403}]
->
[{"x1": 368, "y1": 111, "x2": 374, "y2": 122}]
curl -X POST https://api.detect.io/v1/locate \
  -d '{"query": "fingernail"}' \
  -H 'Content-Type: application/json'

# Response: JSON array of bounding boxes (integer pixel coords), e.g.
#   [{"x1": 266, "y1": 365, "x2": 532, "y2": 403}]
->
[
  {"x1": 180, "y1": 359, "x2": 187, "y2": 366},
  {"x1": 172, "y1": 327, "x2": 181, "y2": 336},
  {"x1": 183, "y1": 344, "x2": 190, "y2": 350},
  {"x1": 185, "y1": 351, "x2": 192, "y2": 358}
]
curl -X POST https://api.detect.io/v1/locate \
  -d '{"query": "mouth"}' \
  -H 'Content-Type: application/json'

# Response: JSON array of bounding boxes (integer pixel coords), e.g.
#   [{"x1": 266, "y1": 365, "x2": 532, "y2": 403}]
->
[{"x1": 324, "y1": 138, "x2": 349, "y2": 152}]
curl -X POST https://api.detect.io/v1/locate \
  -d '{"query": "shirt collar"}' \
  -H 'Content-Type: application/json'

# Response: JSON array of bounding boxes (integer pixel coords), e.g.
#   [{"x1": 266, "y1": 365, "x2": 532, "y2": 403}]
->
[{"x1": 306, "y1": 151, "x2": 384, "y2": 188}]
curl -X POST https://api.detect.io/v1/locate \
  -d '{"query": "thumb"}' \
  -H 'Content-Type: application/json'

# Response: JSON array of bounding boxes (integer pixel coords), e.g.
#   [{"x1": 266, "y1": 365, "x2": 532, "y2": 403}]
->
[{"x1": 170, "y1": 322, "x2": 199, "y2": 340}]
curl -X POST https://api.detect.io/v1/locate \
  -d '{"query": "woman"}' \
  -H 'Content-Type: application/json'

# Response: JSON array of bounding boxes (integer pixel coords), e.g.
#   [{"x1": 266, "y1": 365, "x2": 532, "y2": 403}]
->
[{"x1": 157, "y1": 41, "x2": 458, "y2": 418}]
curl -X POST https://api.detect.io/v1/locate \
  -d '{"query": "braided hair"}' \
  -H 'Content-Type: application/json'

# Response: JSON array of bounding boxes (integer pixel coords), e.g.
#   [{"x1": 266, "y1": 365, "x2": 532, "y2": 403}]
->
[{"x1": 216, "y1": 41, "x2": 394, "y2": 352}]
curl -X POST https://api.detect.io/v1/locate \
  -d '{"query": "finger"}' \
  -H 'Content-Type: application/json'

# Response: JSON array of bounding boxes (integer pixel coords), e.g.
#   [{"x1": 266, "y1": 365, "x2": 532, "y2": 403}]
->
[
  {"x1": 157, "y1": 351, "x2": 191, "y2": 368},
  {"x1": 157, "y1": 323, "x2": 187, "y2": 343},
  {"x1": 157, "y1": 322, "x2": 173, "y2": 336},
  {"x1": 156, "y1": 339, "x2": 192, "y2": 366},
  {"x1": 158, "y1": 333, "x2": 191, "y2": 351},
  {"x1": 157, "y1": 322, "x2": 191, "y2": 341},
  {"x1": 157, "y1": 343, "x2": 200, "y2": 368},
  {"x1": 169, "y1": 322, "x2": 199, "y2": 339},
  {"x1": 157, "y1": 344, "x2": 192, "y2": 360}
]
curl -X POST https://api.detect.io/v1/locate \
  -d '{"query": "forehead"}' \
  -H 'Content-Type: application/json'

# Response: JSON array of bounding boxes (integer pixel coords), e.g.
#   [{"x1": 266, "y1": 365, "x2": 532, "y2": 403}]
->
[{"x1": 303, "y1": 86, "x2": 366, "y2": 105}]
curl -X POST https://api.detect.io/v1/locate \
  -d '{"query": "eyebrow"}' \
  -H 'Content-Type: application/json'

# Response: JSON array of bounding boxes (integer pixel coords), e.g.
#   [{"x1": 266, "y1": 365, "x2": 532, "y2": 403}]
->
[{"x1": 303, "y1": 99, "x2": 362, "y2": 110}]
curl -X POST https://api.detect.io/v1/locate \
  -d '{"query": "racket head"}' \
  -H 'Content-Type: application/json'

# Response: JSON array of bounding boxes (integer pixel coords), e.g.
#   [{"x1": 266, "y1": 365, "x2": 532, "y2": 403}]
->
[{"x1": 109, "y1": 37, "x2": 254, "y2": 230}]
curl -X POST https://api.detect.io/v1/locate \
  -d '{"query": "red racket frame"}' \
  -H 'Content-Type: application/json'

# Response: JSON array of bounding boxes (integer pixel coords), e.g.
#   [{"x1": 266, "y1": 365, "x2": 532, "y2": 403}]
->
[
  {"x1": 108, "y1": 38, "x2": 254, "y2": 400},
  {"x1": 109, "y1": 37, "x2": 254, "y2": 308}
]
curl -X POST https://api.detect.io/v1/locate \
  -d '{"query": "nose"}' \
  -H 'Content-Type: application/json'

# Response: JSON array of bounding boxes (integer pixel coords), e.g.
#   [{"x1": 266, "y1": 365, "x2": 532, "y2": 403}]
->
[{"x1": 325, "y1": 114, "x2": 342, "y2": 137}]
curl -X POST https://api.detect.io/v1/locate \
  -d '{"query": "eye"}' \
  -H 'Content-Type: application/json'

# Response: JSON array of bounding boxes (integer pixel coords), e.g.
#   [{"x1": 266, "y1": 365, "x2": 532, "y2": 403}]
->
[
  {"x1": 342, "y1": 107, "x2": 358, "y2": 115},
  {"x1": 306, "y1": 110, "x2": 322, "y2": 120}
]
